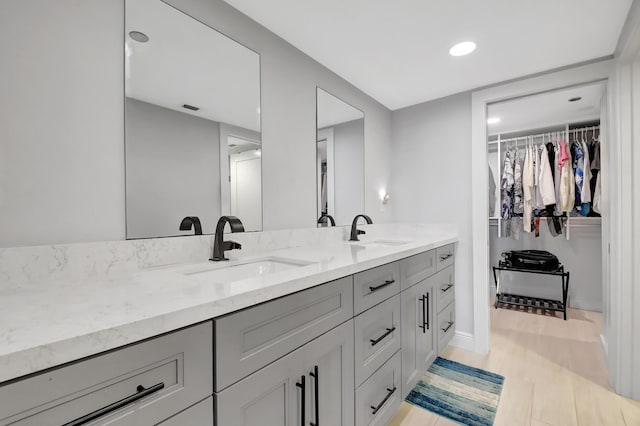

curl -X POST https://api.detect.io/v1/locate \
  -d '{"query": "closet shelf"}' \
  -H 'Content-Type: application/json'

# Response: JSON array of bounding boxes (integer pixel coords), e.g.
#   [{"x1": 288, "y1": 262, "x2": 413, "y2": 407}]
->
[{"x1": 495, "y1": 293, "x2": 565, "y2": 312}]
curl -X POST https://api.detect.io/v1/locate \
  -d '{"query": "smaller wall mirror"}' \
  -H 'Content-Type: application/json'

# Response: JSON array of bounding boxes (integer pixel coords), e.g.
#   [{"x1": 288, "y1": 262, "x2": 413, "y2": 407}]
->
[
  {"x1": 316, "y1": 88, "x2": 365, "y2": 227},
  {"x1": 125, "y1": 0, "x2": 261, "y2": 239}
]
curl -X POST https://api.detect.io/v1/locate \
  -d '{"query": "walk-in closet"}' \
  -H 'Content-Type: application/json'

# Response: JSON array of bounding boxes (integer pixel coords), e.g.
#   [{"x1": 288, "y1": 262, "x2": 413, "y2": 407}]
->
[{"x1": 487, "y1": 81, "x2": 607, "y2": 316}]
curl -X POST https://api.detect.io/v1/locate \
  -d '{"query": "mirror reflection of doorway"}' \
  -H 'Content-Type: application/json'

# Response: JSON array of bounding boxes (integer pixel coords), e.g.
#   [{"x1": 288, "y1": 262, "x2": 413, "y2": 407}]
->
[{"x1": 228, "y1": 135, "x2": 262, "y2": 232}]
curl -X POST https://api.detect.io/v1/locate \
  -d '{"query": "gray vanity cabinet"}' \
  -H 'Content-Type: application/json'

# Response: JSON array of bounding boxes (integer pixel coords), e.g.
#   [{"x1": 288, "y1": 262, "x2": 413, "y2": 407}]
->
[
  {"x1": 400, "y1": 277, "x2": 436, "y2": 399},
  {"x1": 214, "y1": 276, "x2": 353, "y2": 391},
  {"x1": 157, "y1": 397, "x2": 213, "y2": 425},
  {"x1": 215, "y1": 320, "x2": 354, "y2": 426},
  {"x1": 0, "y1": 322, "x2": 213, "y2": 426}
]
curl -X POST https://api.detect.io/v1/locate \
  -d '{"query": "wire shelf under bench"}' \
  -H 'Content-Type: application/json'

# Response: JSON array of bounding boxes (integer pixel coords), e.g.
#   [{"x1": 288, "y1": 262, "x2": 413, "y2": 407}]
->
[{"x1": 492, "y1": 263, "x2": 570, "y2": 320}]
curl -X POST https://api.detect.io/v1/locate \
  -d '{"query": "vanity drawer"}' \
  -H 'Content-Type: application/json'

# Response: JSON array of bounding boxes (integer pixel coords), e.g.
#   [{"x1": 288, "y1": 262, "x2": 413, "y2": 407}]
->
[
  {"x1": 434, "y1": 266, "x2": 455, "y2": 313},
  {"x1": 353, "y1": 261, "x2": 400, "y2": 315},
  {"x1": 400, "y1": 249, "x2": 436, "y2": 290},
  {"x1": 158, "y1": 397, "x2": 213, "y2": 425},
  {"x1": 0, "y1": 322, "x2": 213, "y2": 426},
  {"x1": 355, "y1": 350, "x2": 402, "y2": 426},
  {"x1": 436, "y1": 244, "x2": 455, "y2": 271},
  {"x1": 354, "y1": 294, "x2": 401, "y2": 387},
  {"x1": 215, "y1": 276, "x2": 353, "y2": 391},
  {"x1": 437, "y1": 301, "x2": 456, "y2": 353}
]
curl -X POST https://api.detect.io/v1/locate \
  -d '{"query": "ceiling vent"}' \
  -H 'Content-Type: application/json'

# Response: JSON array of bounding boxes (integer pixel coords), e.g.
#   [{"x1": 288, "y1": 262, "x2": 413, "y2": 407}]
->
[{"x1": 182, "y1": 104, "x2": 200, "y2": 111}]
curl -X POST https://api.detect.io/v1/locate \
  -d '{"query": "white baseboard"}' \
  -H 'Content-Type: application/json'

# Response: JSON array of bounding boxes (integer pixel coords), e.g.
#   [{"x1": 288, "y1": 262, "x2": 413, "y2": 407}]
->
[
  {"x1": 449, "y1": 331, "x2": 475, "y2": 351},
  {"x1": 600, "y1": 334, "x2": 608, "y2": 357}
]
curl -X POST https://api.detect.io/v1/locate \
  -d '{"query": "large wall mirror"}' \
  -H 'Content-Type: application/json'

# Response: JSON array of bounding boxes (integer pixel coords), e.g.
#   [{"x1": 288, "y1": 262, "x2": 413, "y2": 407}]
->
[
  {"x1": 125, "y1": 0, "x2": 262, "y2": 239},
  {"x1": 316, "y1": 88, "x2": 365, "y2": 227}
]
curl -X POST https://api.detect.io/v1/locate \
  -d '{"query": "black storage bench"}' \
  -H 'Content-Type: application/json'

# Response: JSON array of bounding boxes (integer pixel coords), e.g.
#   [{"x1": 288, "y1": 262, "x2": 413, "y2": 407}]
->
[{"x1": 492, "y1": 261, "x2": 570, "y2": 320}]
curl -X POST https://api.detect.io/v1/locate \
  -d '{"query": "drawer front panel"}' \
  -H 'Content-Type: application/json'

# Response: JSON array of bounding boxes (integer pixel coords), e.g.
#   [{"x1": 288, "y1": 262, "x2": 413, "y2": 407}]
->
[
  {"x1": 355, "y1": 350, "x2": 402, "y2": 426},
  {"x1": 353, "y1": 261, "x2": 400, "y2": 315},
  {"x1": 437, "y1": 301, "x2": 456, "y2": 354},
  {"x1": 400, "y1": 250, "x2": 436, "y2": 290},
  {"x1": 436, "y1": 244, "x2": 455, "y2": 271},
  {"x1": 215, "y1": 276, "x2": 353, "y2": 391},
  {"x1": 0, "y1": 322, "x2": 213, "y2": 426},
  {"x1": 354, "y1": 294, "x2": 401, "y2": 387},
  {"x1": 433, "y1": 266, "x2": 455, "y2": 313},
  {"x1": 158, "y1": 397, "x2": 213, "y2": 425}
]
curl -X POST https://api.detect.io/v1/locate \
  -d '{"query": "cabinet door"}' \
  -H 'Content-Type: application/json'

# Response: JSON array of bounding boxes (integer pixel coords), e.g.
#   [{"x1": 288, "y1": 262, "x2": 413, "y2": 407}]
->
[
  {"x1": 216, "y1": 321, "x2": 354, "y2": 426},
  {"x1": 157, "y1": 397, "x2": 213, "y2": 425},
  {"x1": 216, "y1": 345, "x2": 304, "y2": 426},
  {"x1": 302, "y1": 320, "x2": 354, "y2": 426},
  {"x1": 400, "y1": 278, "x2": 435, "y2": 399}
]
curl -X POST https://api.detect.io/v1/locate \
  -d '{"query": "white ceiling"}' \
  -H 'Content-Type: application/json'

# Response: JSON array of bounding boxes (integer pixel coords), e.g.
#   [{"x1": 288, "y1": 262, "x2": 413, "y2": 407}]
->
[
  {"x1": 317, "y1": 88, "x2": 364, "y2": 128},
  {"x1": 488, "y1": 82, "x2": 605, "y2": 135},
  {"x1": 126, "y1": 0, "x2": 261, "y2": 131},
  {"x1": 224, "y1": 0, "x2": 632, "y2": 110}
]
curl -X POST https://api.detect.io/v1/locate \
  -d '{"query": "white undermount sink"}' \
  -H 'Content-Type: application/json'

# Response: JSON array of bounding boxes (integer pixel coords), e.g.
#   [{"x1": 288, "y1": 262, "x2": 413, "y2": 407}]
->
[
  {"x1": 180, "y1": 256, "x2": 315, "y2": 282},
  {"x1": 354, "y1": 239, "x2": 413, "y2": 247}
]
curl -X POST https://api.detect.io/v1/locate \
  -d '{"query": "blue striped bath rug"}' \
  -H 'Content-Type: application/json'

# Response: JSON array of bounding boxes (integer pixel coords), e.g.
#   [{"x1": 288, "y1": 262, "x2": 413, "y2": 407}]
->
[{"x1": 405, "y1": 357, "x2": 504, "y2": 426}]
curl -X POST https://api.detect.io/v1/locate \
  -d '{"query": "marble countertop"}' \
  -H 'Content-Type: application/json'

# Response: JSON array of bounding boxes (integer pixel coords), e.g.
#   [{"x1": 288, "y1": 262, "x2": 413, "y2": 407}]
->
[{"x1": 0, "y1": 228, "x2": 456, "y2": 384}]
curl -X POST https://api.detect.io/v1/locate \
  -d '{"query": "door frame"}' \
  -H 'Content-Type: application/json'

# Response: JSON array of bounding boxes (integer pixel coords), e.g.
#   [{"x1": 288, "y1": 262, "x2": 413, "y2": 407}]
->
[{"x1": 469, "y1": 59, "x2": 613, "y2": 354}]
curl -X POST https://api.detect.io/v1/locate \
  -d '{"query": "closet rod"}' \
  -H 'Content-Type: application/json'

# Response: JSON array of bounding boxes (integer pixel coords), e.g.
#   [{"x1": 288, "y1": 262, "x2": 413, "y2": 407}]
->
[{"x1": 489, "y1": 125, "x2": 599, "y2": 145}]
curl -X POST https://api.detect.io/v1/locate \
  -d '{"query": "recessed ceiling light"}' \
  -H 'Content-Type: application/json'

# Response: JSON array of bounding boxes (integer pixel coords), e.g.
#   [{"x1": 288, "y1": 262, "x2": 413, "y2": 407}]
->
[
  {"x1": 568, "y1": 97, "x2": 582, "y2": 102},
  {"x1": 487, "y1": 117, "x2": 501, "y2": 124},
  {"x1": 449, "y1": 41, "x2": 476, "y2": 57},
  {"x1": 254, "y1": 149, "x2": 262, "y2": 156},
  {"x1": 129, "y1": 31, "x2": 149, "y2": 43}
]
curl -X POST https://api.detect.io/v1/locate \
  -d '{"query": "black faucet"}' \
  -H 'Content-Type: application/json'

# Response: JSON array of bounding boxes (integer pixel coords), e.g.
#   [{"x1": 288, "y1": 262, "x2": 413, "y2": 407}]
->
[
  {"x1": 210, "y1": 216, "x2": 245, "y2": 261},
  {"x1": 349, "y1": 214, "x2": 373, "y2": 241},
  {"x1": 317, "y1": 214, "x2": 336, "y2": 227},
  {"x1": 179, "y1": 216, "x2": 203, "y2": 235}
]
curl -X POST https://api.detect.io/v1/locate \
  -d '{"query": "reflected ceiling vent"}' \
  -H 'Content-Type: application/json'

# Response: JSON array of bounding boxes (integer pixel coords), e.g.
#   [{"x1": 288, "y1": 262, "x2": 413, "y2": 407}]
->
[
  {"x1": 182, "y1": 104, "x2": 200, "y2": 111},
  {"x1": 228, "y1": 143, "x2": 237, "y2": 147},
  {"x1": 129, "y1": 31, "x2": 149, "y2": 43},
  {"x1": 568, "y1": 97, "x2": 582, "y2": 102}
]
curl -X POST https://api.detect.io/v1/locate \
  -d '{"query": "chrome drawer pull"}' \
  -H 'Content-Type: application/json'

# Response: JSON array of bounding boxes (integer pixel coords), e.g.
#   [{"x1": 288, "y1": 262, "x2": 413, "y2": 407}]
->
[
  {"x1": 370, "y1": 326, "x2": 396, "y2": 346},
  {"x1": 371, "y1": 386, "x2": 397, "y2": 415},
  {"x1": 63, "y1": 382, "x2": 165, "y2": 426},
  {"x1": 441, "y1": 284, "x2": 454, "y2": 293},
  {"x1": 439, "y1": 253, "x2": 453, "y2": 261},
  {"x1": 369, "y1": 279, "x2": 395, "y2": 293},
  {"x1": 442, "y1": 321, "x2": 454, "y2": 333}
]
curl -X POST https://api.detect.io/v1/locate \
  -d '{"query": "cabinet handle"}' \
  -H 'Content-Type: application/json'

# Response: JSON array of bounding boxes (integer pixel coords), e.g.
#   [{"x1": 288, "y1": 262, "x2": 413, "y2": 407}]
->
[
  {"x1": 425, "y1": 293, "x2": 430, "y2": 331},
  {"x1": 309, "y1": 365, "x2": 319, "y2": 426},
  {"x1": 296, "y1": 375, "x2": 306, "y2": 426},
  {"x1": 442, "y1": 321, "x2": 454, "y2": 333},
  {"x1": 370, "y1": 386, "x2": 397, "y2": 415},
  {"x1": 441, "y1": 284, "x2": 454, "y2": 293},
  {"x1": 439, "y1": 253, "x2": 453, "y2": 261},
  {"x1": 369, "y1": 279, "x2": 395, "y2": 293},
  {"x1": 63, "y1": 382, "x2": 165, "y2": 426},
  {"x1": 370, "y1": 326, "x2": 396, "y2": 346}
]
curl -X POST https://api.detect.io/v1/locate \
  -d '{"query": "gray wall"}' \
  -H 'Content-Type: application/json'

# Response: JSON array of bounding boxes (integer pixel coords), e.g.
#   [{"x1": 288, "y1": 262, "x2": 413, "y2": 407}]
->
[
  {"x1": 125, "y1": 98, "x2": 221, "y2": 239},
  {"x1": 1, "y1": 0, "x2": 392, "y2": 247},
  {"x1": 333, "y1": 118, "x2": 365, "y2": 226},
  {"x1": 166, "y1": 0, "x2": 393, "y2": 230},
  {"x1": 489, "y1": 223, "x2": 602, "y2": 311},
  {"x1": 0, "y1": 0, "x2": 125, "y2": 247},
  {"x1": 391, "y1": 93, "x2": 474, "y2": 335}
]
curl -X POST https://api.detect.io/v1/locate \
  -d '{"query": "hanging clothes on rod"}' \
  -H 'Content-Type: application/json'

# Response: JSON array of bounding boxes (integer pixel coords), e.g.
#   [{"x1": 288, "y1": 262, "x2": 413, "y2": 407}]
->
[{"x1": 492, "y1": 124, "x2": 600, "y2": 239}]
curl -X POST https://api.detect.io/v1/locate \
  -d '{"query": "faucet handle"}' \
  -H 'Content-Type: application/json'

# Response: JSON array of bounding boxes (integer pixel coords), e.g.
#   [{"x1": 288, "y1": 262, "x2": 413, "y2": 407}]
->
[
  {"x1": 357, "y1": 230, "x2": 366, "y2": 236},
  {"x1": 223, "y1": 241, "x2": 242, "y2": 250}
]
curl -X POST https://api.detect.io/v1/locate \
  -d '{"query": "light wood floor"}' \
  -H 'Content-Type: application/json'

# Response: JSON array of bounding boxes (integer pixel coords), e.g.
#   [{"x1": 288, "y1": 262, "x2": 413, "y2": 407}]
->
[{"x1": 389, "y1": 306, "x2": 640, "y2": 426}]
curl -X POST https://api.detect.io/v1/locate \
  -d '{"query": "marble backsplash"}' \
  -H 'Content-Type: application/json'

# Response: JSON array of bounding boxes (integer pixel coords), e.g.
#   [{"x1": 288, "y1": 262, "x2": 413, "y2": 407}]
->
[{"x1": 0, "y1": 223, "x2": 454, "y2": 286}]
